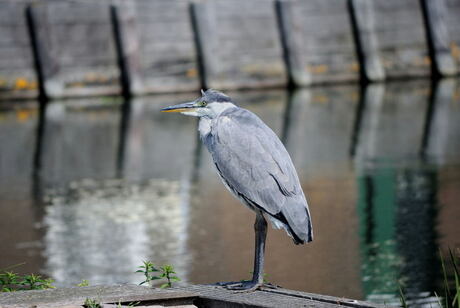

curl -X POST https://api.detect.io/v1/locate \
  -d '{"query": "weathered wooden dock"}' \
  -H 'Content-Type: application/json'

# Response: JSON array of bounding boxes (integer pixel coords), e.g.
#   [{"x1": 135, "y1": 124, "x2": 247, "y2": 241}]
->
[
  {"x1": 0, "y1": 284, "x2": 390, "y2": 308},
  {"x1": 0, "y1": 0, "x2": 459, "y2": 100}
]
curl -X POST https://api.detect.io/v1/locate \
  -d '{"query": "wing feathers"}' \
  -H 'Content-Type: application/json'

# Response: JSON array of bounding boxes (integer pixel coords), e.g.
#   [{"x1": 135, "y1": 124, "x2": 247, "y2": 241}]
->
[{"x1": 207, "y1": 108, "x2": 313, "y2": 243}]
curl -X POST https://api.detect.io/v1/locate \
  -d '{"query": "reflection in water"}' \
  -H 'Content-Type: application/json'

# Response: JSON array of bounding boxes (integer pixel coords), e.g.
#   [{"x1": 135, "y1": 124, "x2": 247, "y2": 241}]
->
[
  {"x1": 43, "y1": 179, "x2": 190, "y2": 286},
  {"x1": 358, "y1": 167, "x2": 438, "y2": 306},
  {"x1": 0, "y1": 79, "x2": 459, "y2": 304}
]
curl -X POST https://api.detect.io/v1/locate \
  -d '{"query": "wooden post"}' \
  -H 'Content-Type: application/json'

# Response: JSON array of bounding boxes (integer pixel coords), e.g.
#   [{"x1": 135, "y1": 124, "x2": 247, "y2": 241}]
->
[
  {"x1": 110, "y1": 5, "x2": 132, "y2": 99},
  {"x1": 25, "y1": 4, "x2": 48, "y2": 101},
  {"x1": 26, "y1": 4, "x2": 49, "y2": 180},
  {"x1": 420, "y1": 0, "x2": 457, "y2": 77},
  {"x1": 275, "y1": 0, "x2": 361, "y2": 85},
  {"x1": 275, "y1": 0, "x2": 310, "y2": 87},
  {"x1": 190, "y1": 1, "x2": 215, "y2": 90},
  {"x1": 30, "y1": 2, "x2": 121, "y2": 98},
  {"x1": 348, "y1": 0, "x2": 385, "y2": 82},
  {"x1": 190, "y1": 0, "x2": 286, "y2": 90},
  {"x1": 117, "y1": 0, "x2": 200, "y2": 94},
  {"x1": 0, "y1": 3, "x2": 38, "y2": 99}
]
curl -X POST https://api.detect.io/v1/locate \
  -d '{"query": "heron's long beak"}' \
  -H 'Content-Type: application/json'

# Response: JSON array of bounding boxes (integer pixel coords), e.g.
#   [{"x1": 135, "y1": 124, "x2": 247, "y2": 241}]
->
[{"x1": 161, "y1": 101, "x2": 197, "y2": 113}]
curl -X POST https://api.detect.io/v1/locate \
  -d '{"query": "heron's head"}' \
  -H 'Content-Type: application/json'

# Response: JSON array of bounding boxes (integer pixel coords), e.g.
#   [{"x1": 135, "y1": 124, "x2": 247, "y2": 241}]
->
[{"x1": 161, "y1": 89, "x2": 236, "y2": 118}]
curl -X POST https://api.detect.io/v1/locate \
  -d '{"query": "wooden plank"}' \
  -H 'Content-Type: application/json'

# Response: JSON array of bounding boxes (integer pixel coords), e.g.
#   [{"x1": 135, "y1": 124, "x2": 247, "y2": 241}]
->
[
  {"x1": 371, "y1": 0, "x2": 431, "y2": 79},
  {"x1": 30, "y1": 2, "x2": 121, "y2": 98},
  {"x1": 0, "y1": 2, "x2": 38, "y2": 99},
  {"x1": 444, "y1": 0, "x2": 460, "y2": 74},
  {"x1": 175, "y1": 285, "x2": 387, "y2": 308},
  {"x1": 191, "y1": 0, "x2": 287, "y2": 90},
  {"x1": 349, "y1": 0, "x2": 385, "y2": 81},
  {"x1": 277, "y1": 0, "x2": 360, "y2": 85},
  {"x1": 119, "y1": 0, "x2": 200, "y2": 94},
  {"x1": 0, "y1": 284, "x2": 197, "y2": 307},
  {"x1": 420, "y1": 0, "x2": 457, "y2": 76}
]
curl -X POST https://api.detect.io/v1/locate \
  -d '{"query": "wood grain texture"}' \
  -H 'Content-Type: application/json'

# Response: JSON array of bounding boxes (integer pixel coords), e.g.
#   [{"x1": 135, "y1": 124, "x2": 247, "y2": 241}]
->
[
  {"x1": 121, "y1": 0, "x2": 200, "y2": 94},
  {"x1": 31, "y1": 2, "x2": 121, "y2": 98},
  {"x1": 0, "y1": 2, "x2": 38, "y2": 99},
  {"x1": 421, "y1": 0, "x2": 457, "y2": 76},
  {"x1": 278, "y1": 0, "x2": 360, "y2": 85},
  {"x1": 193, "y1": 0, "x2": 287, "y2": 90},
  {"x1": 175, "y1": 284, "x2": 387, "y2": 308},
  {"x1": 444, "y1": 0, "x2": 460, "y2": 74},
  {"x1": 372, "y1": 0, "x2": 431, "y2": 79},
  {"x1": 349, "y1": 0, "x2": 385, "y2": 81}
]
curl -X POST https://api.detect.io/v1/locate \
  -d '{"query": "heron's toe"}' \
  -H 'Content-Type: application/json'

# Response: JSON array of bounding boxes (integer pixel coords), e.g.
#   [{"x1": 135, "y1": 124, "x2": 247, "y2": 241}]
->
[{"x1": 223, "y1": 280, "x2": 263, "y2": 292}]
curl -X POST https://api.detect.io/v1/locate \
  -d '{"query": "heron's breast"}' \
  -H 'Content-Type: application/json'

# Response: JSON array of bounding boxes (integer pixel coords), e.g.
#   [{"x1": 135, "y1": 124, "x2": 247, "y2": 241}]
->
[{"x1": 198, "y1": 118, "x2": 212, "y2": 138}]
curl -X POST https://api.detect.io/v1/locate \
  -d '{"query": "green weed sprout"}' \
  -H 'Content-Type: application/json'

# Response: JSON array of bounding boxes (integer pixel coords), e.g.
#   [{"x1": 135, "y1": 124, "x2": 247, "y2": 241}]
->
[
  {"x1": 84, "y1": 298, "x2": 101, "y2": 308},
  {"x1": 158, "y1": 265, "x2": 180, "y2": 289},
  {"x1": 0, "y1": 269, "x2": 55, "y2": 292},
  {"x1": 136, "y1": 261, "x2": 180, "y2": 288},
  {"x1": 136, "y1": 261, "x2": 160, "y2": 286},
  {"x1": 77, "y1": 279, "x2": 90, "y2": 287}
]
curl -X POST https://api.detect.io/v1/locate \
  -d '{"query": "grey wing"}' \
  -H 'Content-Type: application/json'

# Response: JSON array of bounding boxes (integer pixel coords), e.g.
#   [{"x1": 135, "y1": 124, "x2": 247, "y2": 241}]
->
[{"x1": 209, "y1": 108, "x2": 313, "y2": 243}]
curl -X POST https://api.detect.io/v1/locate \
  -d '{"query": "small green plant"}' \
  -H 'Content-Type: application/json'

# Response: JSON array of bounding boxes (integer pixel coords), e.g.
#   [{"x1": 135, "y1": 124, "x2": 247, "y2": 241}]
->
[
  {"x1": 77, "y1": 279, "x2": 90, "y2": 287},
  {"x1": 158, "y1": 265, "x2": 180, "y2": 289},
  {"x1": 136, "y1": 261, "x2": 180, "y2": 288},
  {"x1": 0, "y1": 266, "x2": 55, "y2": 292},
  {"x1": 439, "y1": 248, "x2": 460, "y2": 308},
  {"x1": 84, "y1": 298, "x2": 101, "y2": 308},
  {"x1": 399, "y1": 285, "x2": 408, "y2": 308},
  {"x1": 0, "y1": 271, "x2": 20, "y2": 292},
  {"x1": 136, "y1": 261, "x2": 160, "y2": 286},
  {"x1": 22, "y1": 274, "x2": 55, "y2": 290}
]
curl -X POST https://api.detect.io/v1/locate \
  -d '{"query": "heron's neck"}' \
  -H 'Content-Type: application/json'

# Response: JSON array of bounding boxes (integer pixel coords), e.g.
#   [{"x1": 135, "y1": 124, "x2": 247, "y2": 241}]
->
[{"x1": 198, "y1": 117, "x2": 212, "y2": 139}]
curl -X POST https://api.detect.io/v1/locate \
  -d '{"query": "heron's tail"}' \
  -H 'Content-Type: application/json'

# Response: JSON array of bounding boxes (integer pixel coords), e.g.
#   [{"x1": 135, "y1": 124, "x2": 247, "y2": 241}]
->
[{"x1": 270, "y1": 198, "x2": 313, "y2": 245}]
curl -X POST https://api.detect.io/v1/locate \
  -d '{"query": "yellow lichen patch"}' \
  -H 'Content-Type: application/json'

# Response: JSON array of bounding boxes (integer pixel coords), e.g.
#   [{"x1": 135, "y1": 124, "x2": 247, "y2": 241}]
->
[
  {"x1": 350, "y1": 91, "x2": 359, "y2": 101},
  {"x1": 350, "y1": 62, "x2": 360, "y2": 72},
  {"x1": 307, "y1": 65, "x2": 328, "y2": 74},
  {"x1": 85, "y1": 72, "x2": 98, "y2": 82},
  {"x1": 312, "y1": 95, "x2": 329, "y2": 104},
  {"x1": 451, "y1": 42, "x2": 460, "y2": 60},
  {"x1": 382, "y1": 59, "x2": 393, "y2": 68},
  {"x1": 423, "y1": 56, "x2": 431, "y2": 66},
  {"x1": 14, "y1": 78, "x2": 29, "y2": 90},
  {"x1": 412, "y1": 56, "x2": 431, "y2": 67},
  {"x1": 453, "y1": 88, "x2": 460, "y2": 103},
  {"x1": 186, "y1": 68, "x2": 197, "y2": 78},
  {"x1": 68, "y1": 82, "x2": 84, "y2": 88},
  {"x1": 242, "y1": 63, "x2": 284, "y2": 77},
  {"x1": 28, "y1": 81, "x2": 38, "y2": 89},
  {"x1": 16, "y1": 109, "x2": 32, "y2": 122}
]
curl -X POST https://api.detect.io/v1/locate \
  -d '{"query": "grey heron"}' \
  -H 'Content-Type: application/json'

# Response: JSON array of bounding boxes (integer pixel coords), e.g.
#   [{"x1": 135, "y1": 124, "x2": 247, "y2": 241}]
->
[{"x1": 161, "y1": 89, "x2": 313, "y2": 291}]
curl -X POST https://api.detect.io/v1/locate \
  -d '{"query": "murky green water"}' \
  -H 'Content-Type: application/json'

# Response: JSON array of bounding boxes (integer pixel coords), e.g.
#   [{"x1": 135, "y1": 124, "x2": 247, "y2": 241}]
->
[{"x1": 1, "y1": 79, "x2": 459, "y2": 305}]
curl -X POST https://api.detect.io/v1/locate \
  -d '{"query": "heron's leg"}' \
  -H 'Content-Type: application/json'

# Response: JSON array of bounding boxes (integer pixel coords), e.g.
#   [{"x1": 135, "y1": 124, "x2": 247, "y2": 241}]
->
[
  {"x1": 224, "y1": 212, "x2": 267, "y2": 291},
  {"x1": 252, "y1": 211, "x2": 267, "y2": 283}
]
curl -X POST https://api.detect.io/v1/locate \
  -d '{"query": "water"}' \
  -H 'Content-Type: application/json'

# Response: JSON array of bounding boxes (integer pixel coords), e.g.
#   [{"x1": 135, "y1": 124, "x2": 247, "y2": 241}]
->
[{"x1": 1, "y1": 79, "x2": 459, "y2": 305}]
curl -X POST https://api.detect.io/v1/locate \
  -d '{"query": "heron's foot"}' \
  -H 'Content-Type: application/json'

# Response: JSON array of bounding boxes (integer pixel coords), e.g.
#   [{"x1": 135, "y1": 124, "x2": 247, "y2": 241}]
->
[{"x1": 215, "y1": 280, "x2": 278, "y2": 292}]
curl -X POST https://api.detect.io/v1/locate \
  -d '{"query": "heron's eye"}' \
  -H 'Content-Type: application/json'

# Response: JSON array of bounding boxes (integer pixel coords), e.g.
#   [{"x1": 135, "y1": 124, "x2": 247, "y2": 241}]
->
[{"x1": 198, "y1": 101, "x2": 207, "y2": 107}]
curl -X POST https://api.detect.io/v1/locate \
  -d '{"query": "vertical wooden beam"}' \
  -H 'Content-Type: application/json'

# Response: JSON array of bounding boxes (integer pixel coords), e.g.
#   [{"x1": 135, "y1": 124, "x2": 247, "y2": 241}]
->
[
  {"x1": 190, "y1": 2, "x2": 214, "y2": 90},
  {"x1": 348, "y1": 0, "x2": 384, "y2": 82},
  {"x1": 275, "y1": 0, "x2": 310, "y2": 87},
  {"x1": 25, "y1": 4, "x2": 47, "y2": 101},
  {"x1": 110, "y1": 4, "x2": 132, "y2": 99},
  {"x1": 420, "y1": 0, "x2": 457, "y2": 77},
  {"x1": 26, "y1": 4, "x2": 48, "y2": 180}
]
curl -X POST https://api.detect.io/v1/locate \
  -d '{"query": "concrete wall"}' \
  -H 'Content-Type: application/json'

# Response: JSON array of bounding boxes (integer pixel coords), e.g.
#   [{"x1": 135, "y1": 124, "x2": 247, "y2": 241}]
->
[{"x1": 0, "y1": 0, "x2": 459, "y2": 99}]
